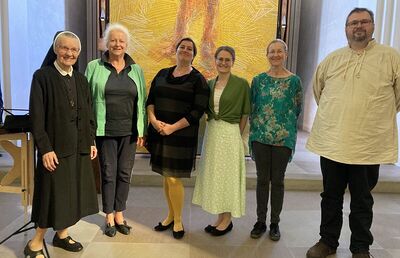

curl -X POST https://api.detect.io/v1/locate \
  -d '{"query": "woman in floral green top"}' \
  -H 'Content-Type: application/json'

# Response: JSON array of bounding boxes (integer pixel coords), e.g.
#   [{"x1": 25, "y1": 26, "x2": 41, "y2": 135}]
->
[{"x1": 249, "y1": 39, "x2": 302, "y2": 241}]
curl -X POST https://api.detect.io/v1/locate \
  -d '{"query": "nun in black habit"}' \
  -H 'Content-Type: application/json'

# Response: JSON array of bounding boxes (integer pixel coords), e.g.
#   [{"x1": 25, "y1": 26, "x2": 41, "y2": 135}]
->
[{"x1": 25, "y1": 31, "x2": 98, "y2": 257}]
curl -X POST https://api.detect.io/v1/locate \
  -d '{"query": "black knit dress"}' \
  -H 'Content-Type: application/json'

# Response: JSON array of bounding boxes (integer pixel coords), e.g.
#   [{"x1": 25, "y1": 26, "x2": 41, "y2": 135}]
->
[{"x1": 146, "y1": 66, "x2": 209, "y2": 178}]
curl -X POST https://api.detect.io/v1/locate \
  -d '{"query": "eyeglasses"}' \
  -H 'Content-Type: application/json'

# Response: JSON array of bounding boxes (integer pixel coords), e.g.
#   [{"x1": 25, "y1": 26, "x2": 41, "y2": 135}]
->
[
  {"x1": 57, "y1": 45, "x2": 80, "y2": 54},
  {"x1": 346, "y1": 19, "x2": 372, "y2": 28},
  {"x1": 216, "y1": 57, "x2": 232, "y2": 63}
]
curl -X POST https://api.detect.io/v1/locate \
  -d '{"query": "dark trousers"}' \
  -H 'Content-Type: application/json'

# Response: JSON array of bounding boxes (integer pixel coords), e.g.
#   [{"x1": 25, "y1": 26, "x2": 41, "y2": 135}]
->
[
  {"x1": 96, "y1": 136, "x2": 137, "y2": 214},
  {"x1": 252, "y1": 141, "x2": 291, "y2": 224},
  {"x1": 319, "y1": 156, "x2": 379, "y2": 253}
]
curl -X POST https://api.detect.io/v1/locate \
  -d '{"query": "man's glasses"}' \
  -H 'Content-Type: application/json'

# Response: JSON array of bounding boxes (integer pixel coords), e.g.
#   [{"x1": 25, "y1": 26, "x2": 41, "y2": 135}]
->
[{"x1": 346, "y1": 19, "x2": 372, "y2": 28}]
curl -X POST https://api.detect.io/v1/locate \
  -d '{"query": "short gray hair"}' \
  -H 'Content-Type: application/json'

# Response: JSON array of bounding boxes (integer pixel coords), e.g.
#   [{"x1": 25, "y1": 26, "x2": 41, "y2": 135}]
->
[
  {"x1": 103, "y1": 23, "x2": 131, "y2": 47},
  {"x1": 53, "y1": 31, "x2": 81, "y2": 53},
  {"x1": 266, "y1": 39, "x2": 288, "y2": 53}
]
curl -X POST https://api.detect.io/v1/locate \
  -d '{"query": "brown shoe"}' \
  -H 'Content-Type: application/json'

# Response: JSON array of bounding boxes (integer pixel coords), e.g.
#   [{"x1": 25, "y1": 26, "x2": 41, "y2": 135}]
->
[
  {"x1": 352, "y1": 252, "x2": 371, "y2": 258},
  {"x1": 306, "y1": 241, "x2": 336, "y2": 258}
]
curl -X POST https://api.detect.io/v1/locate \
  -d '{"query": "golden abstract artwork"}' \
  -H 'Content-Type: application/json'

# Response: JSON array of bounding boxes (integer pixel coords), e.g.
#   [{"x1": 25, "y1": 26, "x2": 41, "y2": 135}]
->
[{"x1": 110, "y1": 0, "x2": 279, "y2": 86}]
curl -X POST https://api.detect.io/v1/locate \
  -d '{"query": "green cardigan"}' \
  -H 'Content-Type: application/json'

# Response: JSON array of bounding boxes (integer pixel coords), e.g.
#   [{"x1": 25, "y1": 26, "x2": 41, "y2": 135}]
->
[
  {"x1": 85, "y1": 59, "x2": 147, "y2": 137},
  {"x1": 207, "y1": 74, "x2": 251, "y2": 123}
]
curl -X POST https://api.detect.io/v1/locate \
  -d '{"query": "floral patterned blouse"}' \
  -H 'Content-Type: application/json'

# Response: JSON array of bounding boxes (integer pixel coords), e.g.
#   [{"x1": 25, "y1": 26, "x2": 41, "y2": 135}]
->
[{"x1": 249, "y1": 72, "x2": 302, "y2": 160}]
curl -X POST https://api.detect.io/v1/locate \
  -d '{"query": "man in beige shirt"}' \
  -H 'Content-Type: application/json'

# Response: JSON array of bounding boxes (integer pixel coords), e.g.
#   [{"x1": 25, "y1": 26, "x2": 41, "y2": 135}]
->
[{"x1": 306, "y1": 8, "x2": 400, "y2": 258}]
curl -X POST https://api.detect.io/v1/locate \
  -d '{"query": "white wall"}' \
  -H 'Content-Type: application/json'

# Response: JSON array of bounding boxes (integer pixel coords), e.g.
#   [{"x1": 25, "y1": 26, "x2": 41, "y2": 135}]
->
[
  {"x1": 298, "y1": 0, "x2": 377, "y2": 131},
  {"x1": 0, "y1": 0, "x2": 11, "y2": 113},
  {"x1": 0, "y1": 5, "x2": 2, "y2": 84},
  {"x1": 4, "y1": 0, "x2": 65, "y2": 112}
]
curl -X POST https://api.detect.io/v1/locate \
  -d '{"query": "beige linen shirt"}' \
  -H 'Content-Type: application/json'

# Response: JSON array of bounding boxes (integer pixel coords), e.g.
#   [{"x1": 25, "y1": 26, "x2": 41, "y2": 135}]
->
[{"x1": 307, "y1": 40, "x2": 400, "y2": 164}]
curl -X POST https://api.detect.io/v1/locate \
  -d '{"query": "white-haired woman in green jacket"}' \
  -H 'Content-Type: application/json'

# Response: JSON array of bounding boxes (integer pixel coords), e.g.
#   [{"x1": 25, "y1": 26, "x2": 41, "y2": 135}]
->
[{"x1": 85, "y1": 23, "x2": 147, "y2": 237}]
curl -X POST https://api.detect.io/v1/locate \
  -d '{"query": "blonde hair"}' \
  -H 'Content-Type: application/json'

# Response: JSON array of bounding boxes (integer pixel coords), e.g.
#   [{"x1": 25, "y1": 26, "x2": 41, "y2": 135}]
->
[{"x1": 266, "y1": 39, "x2": 288, "y2": 53}]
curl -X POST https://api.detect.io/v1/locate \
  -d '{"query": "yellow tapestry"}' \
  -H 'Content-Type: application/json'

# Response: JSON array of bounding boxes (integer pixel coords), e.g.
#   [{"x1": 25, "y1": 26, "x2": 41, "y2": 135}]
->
[{"x1": 110, "y1": 0, "x2": 279, "y2": 85}]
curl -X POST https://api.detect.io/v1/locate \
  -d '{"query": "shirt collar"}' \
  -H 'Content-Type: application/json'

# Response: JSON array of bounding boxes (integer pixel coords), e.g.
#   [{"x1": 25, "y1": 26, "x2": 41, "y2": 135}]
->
[
  {"x1": 101, "y1": 51, "x2": 135, "y2": 67},
  {"x1": 348, "y1": 38, "x2": 376, "y2": 52},
  {"x1": 54, "y1": 61, "x2": 73, "y2": 76},
  {"x1": 364, "y1": 38, "x2": 376, "y2": 51}
]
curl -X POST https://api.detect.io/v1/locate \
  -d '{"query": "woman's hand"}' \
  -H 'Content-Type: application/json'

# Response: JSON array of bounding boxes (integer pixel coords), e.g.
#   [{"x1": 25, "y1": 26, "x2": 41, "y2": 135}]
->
[
  {"x1": 90, "y1": 145, "x2": 97, "y2": 160},
  {"x1": 137, "y1": 136, "x2": 146, "y2": 147},
  {"x1": 158, "y1": 118, "x2": 189, "y2": 136},
  {"x1": 42, "y1": 151, "x2": 59, "y2": 172},
  {"x1": 159, "y1": 124, "x2": 176, "y2": 136},
  {"x1": 151, "y1": 119, "x2": 166, "y2": 133}
]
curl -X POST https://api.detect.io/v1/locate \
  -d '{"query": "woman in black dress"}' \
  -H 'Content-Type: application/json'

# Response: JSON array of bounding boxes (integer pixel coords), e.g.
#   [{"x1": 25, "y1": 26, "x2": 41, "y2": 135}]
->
[
  {"x1": 146, "y1": 38, "x2": 209, "y2": 239},
  {"x1": 25, "y1": 31, "x2": 98, "y2": 257}
]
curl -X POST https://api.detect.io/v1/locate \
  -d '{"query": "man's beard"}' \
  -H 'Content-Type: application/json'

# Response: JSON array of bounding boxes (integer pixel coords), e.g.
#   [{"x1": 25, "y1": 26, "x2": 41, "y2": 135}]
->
[{"x1": 352, "y1": 29, "x2": 367, "y2": 42}]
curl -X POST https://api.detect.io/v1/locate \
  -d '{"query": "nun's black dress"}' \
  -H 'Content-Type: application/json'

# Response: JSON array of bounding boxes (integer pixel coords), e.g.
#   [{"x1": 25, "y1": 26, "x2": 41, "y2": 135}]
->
[{"x1": 29, "y1": 51, "x2": 98, "y2": 230}]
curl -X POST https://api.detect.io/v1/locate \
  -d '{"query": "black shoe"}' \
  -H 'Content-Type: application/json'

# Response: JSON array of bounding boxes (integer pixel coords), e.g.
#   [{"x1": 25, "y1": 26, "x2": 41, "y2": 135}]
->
[
  {"x1": 52, "y1": 234, "x2": 83, "y2": 252},
  {"x1": 115, "y1": 220, "x2": 132, "y2": 235},
  {"x1": 172, "y1": 227, "x2": 185, "y2": 239},
  {"x1": 104, "y1": 223, "x2": 117, "y2": 237},
  {"x1": 211, "y1": 222, "x2": 233, "y2": 236},
  {"x1": 154, "y1": 221, "x2": 174, "y2": 231},
  {"x1": 24, "y1": 241, "x2": 46, "y2": 258},
  {"x1": 204, "y1": 225, "x2": 216, "y2": 233},
  {"x1": 250, "y1": 221, "x2": 267, "y2": 239},
  {"x1": 269, "y1": 223, "x2": 281, "y2": 241}
]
